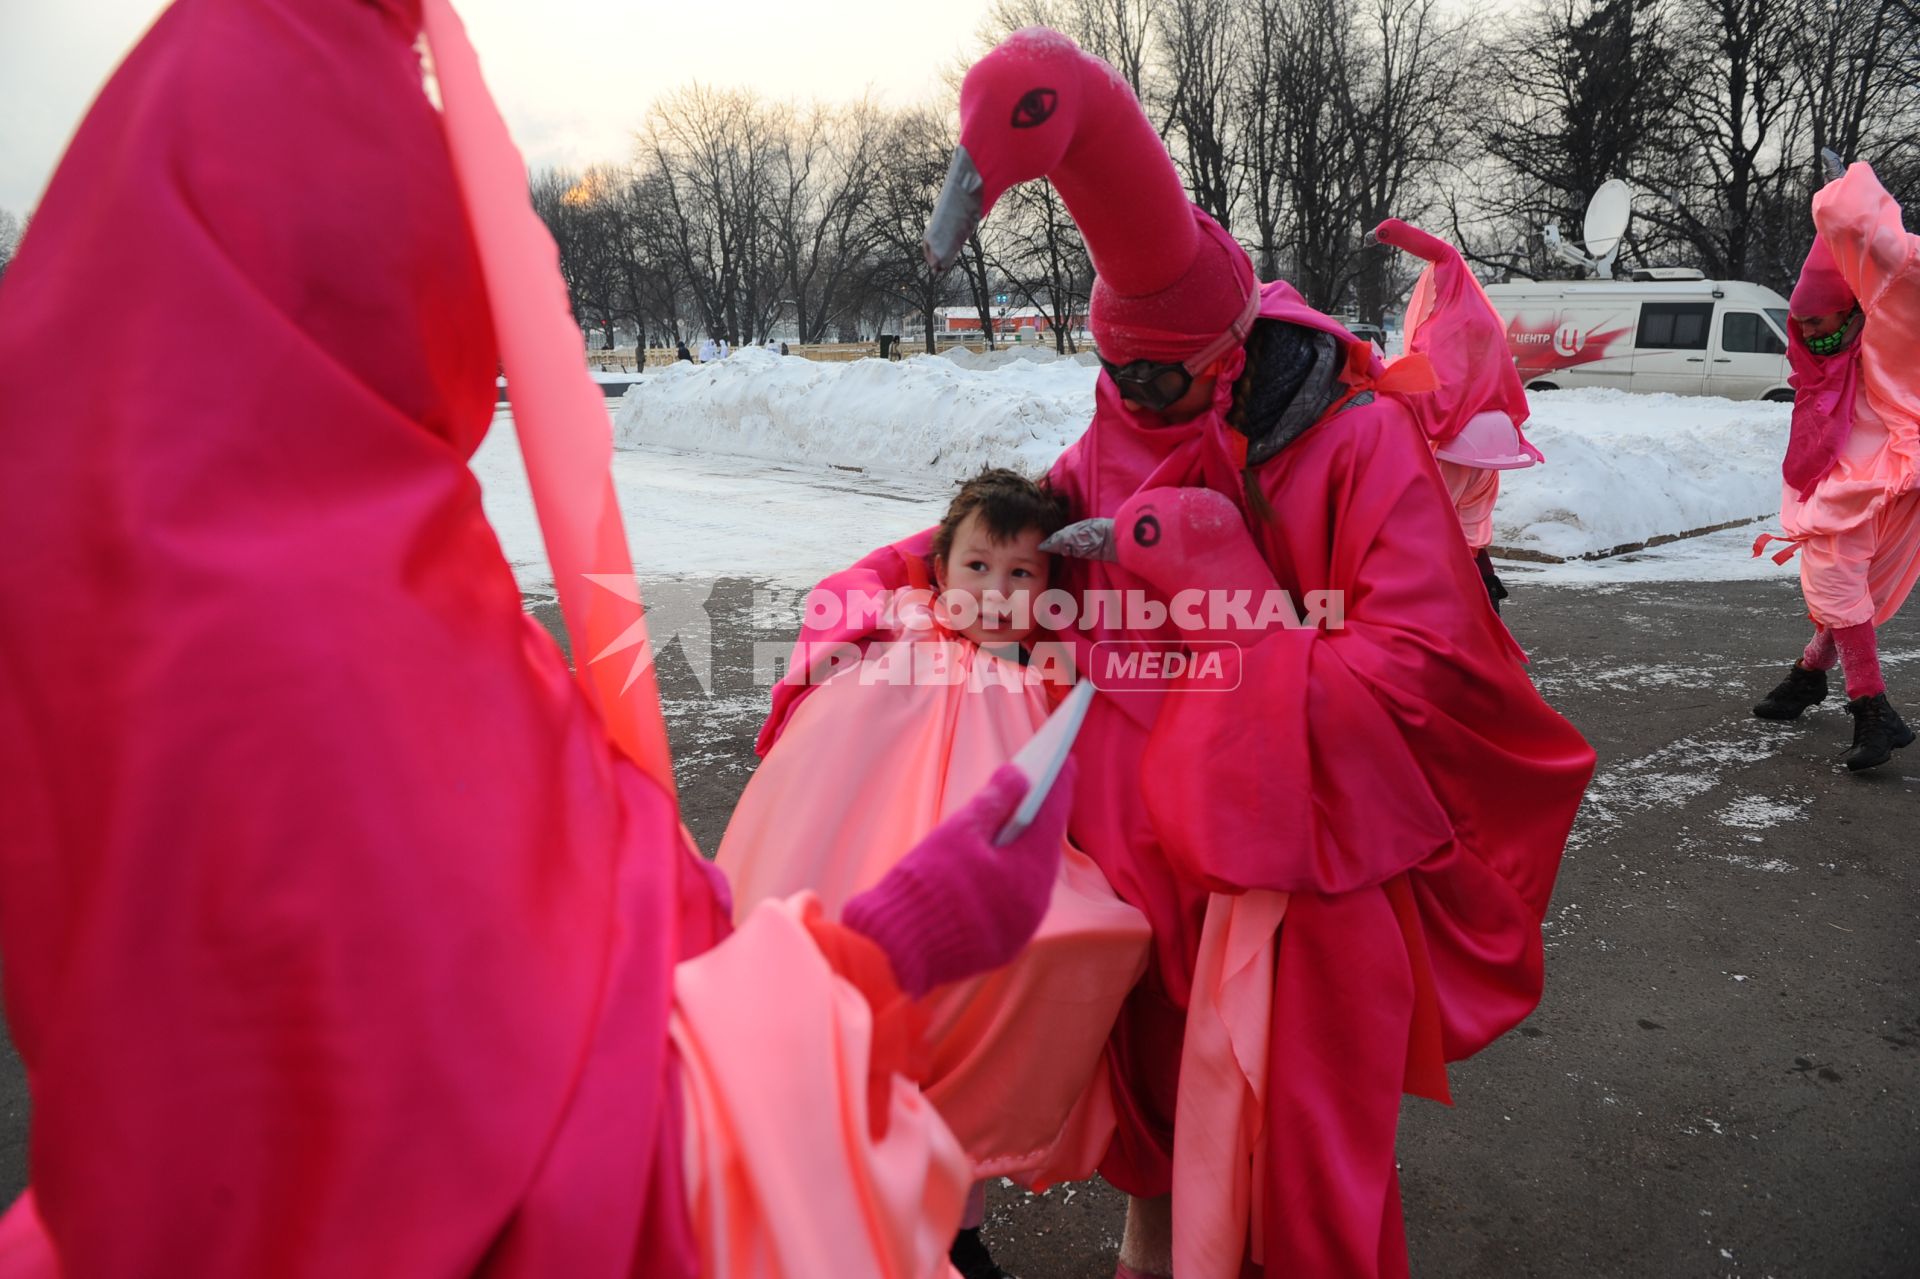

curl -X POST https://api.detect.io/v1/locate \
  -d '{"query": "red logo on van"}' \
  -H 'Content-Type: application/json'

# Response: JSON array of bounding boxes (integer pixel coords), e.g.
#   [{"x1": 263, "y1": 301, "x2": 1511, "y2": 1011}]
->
[{"x1": 1505, "y1": 318, "x2": 1632, "y2": 376}]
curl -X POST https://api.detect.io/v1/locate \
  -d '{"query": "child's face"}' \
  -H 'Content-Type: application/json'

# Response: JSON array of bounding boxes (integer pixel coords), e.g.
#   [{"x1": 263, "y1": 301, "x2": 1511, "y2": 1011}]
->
[{"x1": 935, "y1": 512, "x2": 1051, "y2": 646}]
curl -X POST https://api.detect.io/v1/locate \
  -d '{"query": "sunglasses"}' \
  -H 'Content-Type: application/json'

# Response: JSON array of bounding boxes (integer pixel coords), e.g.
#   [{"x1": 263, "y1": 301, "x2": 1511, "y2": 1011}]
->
[{"x1": 1097, "y1": 286, "x2": 1262, "y2": 411}]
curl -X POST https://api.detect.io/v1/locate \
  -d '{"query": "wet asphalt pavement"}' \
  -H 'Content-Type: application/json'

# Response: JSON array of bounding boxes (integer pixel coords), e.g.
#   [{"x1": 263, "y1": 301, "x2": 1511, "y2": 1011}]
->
[{"x1": 2, "y1": 574, "x2": 1915, "y2": 1277}]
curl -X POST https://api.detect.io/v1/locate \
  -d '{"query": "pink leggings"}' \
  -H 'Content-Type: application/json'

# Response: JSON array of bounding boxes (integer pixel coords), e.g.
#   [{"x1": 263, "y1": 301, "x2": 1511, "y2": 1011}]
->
[{"x1": 1804, "y1": 623, "x2": 1886, "y2": 698}]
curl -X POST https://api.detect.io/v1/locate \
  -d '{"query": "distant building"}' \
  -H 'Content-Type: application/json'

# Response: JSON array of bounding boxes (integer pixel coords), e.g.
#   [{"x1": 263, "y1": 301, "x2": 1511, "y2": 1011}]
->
[{"x1": 929, "y1": 305, "x2": 1090, "y2": 339}]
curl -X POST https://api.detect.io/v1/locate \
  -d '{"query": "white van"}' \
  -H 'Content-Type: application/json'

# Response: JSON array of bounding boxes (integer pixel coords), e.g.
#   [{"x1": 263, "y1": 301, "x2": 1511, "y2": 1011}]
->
[{"x1": 1482, "y1": 272, "x2": 1794, "y2": 401}]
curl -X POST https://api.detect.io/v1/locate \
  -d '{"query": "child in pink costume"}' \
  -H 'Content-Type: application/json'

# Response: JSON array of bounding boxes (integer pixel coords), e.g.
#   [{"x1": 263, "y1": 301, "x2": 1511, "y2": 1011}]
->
[
  {"x1": 0, "y1": 3, "x2": 1073, "y2": 1277},
  {"x1": 724, "y1": 470, "x2": 1150, "y2": 1279},
  {"x1": 1752, "y1": 161, "x2": 1920, "y2": 771},
  {"x1": 767, "y1": 28, "x2": 1594, "y2": 1279}
]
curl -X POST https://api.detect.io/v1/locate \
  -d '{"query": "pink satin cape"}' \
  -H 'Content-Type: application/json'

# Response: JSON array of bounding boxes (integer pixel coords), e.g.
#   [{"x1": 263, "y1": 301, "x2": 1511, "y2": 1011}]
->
[
  {"x1": 760, "y1": 278, "x2": 1593, "y2": 1276},
  {"x1": 722, "y1": 630, "x2": 1150, "y2": 1185},
  {"x1": 0, "y1": 1, "x2": 733, "y2": 1273},
  {"x1": 671, "y1": 894, "x2": 971, "y2": 1279}
]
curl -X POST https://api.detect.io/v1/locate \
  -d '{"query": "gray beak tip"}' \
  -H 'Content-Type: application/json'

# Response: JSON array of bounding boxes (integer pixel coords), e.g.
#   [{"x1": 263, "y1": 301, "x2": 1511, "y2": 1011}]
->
[{"x1": 922, "y1": 145, "x2": 984, "y2": 279}]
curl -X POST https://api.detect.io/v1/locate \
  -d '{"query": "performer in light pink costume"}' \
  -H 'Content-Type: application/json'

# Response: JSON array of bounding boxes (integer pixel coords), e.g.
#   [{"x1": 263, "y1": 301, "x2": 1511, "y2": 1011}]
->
[
  {"x1": 763, "y1": 28, "x2": 1594, "y2": 1279},
  {"x1": 1751, "y1": 160, "x2": 1920, "y2": 770},
  {"x1": 1379, "y1": 220, "x2": 1546, "y2": 614},
  {"x1": 0, "y1": 2, "x2": 1074, "y2": 1276}
]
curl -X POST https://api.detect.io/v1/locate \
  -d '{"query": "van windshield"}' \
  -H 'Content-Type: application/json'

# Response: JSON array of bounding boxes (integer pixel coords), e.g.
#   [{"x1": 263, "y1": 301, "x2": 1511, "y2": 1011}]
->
[{"x1": 1765, "y1": 309, "x2": 1789, "y2": 342}]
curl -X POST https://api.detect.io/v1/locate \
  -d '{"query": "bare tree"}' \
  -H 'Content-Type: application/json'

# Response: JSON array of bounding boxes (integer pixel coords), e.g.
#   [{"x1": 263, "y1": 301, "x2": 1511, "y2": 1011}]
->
[
  {"x1": 1793, "y1": 0, "x2": 1907, "y2": 169},
  {"x1": 1343, "y1": 0, "x2": 1477, "y2": 322},
  {"x1": 624, "y1": 168, "x2": 700, "y2": 346},
  {"x1": 0, "y1": 208, "x2": 21, "y2": 285},
  {"x1": 529, "y1": 167, "x2": 632, "y2": 348},
  {"x1": 1151, "y1": 0, "x2": 1243, "y2": 227},
  {"x1": 865, "y1": 108, "x2": 961, "y2": 354},
  {"x1": 990, "y1": 179, "x2": 1094, "y2": 352},
  {"x1": 1648, "y1": 0, "x2": 1802, "y2": 282},
  {"x1": 955, "y1": 227, "x2": 1003, "y2": 349},
  {"x1": 766, "y1": 100, "x2": 885, "y2": 343},
  {"x1": 1479, "y1": 0, "x2": 1693, "y2": 279},
  {"x1": 1236, "y1": 0, "x2": 1297, "y2": 280},
  {"x1": 640, "y1": 85, "x2": 783, "y2": 345},
  {"x1": 1232, "y1": 0, "x2": 1371, "y2": 311}
]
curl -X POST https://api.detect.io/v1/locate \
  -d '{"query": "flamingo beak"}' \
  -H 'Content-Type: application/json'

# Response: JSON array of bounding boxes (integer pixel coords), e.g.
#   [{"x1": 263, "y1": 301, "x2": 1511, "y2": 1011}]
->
[{"x1": 923, "y1": 145, "x2": 984, "y2": 273}]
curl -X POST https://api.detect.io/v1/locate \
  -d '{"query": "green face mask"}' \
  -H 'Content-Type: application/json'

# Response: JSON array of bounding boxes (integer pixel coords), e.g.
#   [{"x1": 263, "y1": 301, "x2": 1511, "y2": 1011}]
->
[{"x1": 1805, "y1": 314, "x2": 1858, "y2": 357}]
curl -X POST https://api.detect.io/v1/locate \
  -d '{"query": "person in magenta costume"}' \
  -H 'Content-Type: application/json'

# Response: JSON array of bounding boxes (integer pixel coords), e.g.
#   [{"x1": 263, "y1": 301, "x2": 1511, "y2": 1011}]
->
[
  {"x1": 0, "y1": 2, "x2": 1076, "y2": 1275},
  {"x1": 1751, "y1": 154, "x2": 1920, "y2": 771},
  {"x1": 756, "y1": 27, "x2": 1595, "y2": 1279}
]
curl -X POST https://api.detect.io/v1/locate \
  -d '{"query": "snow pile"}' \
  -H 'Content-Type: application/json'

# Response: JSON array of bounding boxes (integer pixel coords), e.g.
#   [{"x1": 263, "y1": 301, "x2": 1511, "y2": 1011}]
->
[
  {"x1": 471, "y1": 410, "x2": 950, "y2": 592},
  {"x1": 936, "y1": 345, "x2": 1102, "y2": 371},
  {"x1": 611, "y1": 353, "x2": 1793, "y2": 561},
  {"x1": 613, "y1": 347, "x2": 1096, "y2": 480},
  {"x1": 1500, "y1": 388, "x2": 1789, "y2": 559}
]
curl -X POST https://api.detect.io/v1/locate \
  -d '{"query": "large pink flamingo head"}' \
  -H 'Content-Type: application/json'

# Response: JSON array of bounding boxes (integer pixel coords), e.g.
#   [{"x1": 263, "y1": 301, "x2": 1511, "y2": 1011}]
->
[{"x1": 925, "y1": 27, "x2": 1256, "y2": 364}]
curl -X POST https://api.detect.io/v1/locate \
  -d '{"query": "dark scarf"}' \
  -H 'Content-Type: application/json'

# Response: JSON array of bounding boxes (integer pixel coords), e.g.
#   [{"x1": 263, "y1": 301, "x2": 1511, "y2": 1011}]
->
[{"x1": 1231, "y1": 319, "x2": 1349, "y2": 465}]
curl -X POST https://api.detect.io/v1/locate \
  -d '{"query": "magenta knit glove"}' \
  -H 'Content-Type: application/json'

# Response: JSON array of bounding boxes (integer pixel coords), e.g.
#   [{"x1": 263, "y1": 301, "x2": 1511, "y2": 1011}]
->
[
  {"x1": 1113, "y1": 487, "x2": 1283, "y2": 642},
  {"x1": 841, "y1": 761, "x2": 1073, "y2": 998}
]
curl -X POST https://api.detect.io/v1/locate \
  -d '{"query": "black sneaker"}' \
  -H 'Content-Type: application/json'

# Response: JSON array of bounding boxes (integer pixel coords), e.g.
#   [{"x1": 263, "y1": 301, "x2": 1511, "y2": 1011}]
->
[
  {"x1": 950, "y1": 1227, "x2": 1016, "y2": 1279},
  {"x1": 1843, "y1": 692, "x2": 1916, "y2": 771},
  {"x1": 1754, "y1": 663, "x2": 1828, "y2": 721}
]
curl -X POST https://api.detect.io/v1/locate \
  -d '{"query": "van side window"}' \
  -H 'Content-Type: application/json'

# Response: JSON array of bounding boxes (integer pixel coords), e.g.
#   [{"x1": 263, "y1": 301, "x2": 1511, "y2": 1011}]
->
[
  {"x1": 1636, "y1": 302, "x2": 1713, "y2": 351},
  {"x1": 1722, "y1": 311, "x2": 1785, "y2": 355}
]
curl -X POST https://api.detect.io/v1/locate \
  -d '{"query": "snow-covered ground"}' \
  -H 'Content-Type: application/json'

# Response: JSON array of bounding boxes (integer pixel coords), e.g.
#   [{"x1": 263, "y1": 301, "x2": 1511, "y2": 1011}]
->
[
  {"x1": 610, "y1": 350, "x2": 1791, "y2": 563},
  {"x1": 1498, "y1": 388, "x2": 1787, "y2": 561},
  {"x1": 470, "y1": 410, "x2": 946, "y2": 593},
  {"x1": 1509, "y1": 517, "x2": 1789, "y2": 586},
  {"x1": 612, "y1": 346, "x2": 1090, "y2": 481},
  {"x1": 470, "y1": 353, "x2": 1803, "y2": 598}
]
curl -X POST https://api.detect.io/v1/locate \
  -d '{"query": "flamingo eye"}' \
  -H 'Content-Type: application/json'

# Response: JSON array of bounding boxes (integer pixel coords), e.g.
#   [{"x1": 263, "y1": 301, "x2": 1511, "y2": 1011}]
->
[{"x1": 1011, "y1": 88, "x2": 1058, "y2": 129}]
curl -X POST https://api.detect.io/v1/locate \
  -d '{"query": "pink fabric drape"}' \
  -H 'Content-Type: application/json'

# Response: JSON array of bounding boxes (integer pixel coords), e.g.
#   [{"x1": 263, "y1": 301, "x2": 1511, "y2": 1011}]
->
[
  {"x1": 1377, "y1": 218, "x2": 1537, "y2": 453},
  {"x1": 1438, "y1": 462, "x2": 1502, "y2": 551},
  {"x1": 423, "y1": 0, "x2": 674, "y2": 793},
  {"x1": 0, "y1": 1, "x2": 722, "y2": 1273},
  {"x1": 671, "y1": 895, "x2": 972, "y2": 1279},
  {"x1": 723, "y1": 633, "x2": 1149, "y2": 1186}
]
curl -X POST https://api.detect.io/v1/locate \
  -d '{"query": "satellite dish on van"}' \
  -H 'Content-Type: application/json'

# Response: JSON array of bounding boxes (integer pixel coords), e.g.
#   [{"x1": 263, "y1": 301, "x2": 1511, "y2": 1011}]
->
[
  {"x1": 1542, "y1": 179, "x2": 1633, "y2": 279},
  {"x1": 1584, "y1": 180, "x2": 1633, "y2": 263}
]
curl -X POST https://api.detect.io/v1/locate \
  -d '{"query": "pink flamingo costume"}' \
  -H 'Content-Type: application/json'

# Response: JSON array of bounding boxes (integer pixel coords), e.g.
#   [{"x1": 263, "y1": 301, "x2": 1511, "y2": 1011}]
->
[
  {"x1": 1751, "y1": 161, "x2": 1920, "y2": 767},
  {"x1": 1381, "y1": 221, "x2": 1546, "y2": 607},
  {"x1": 1765, "y1": 172, "x2": 1920, "y2": 647},
  {"x1": 0, "y1": 2, "x2": 1077, "y2": 1276},
  {"x1": 1776, "y1": 166, "x2": 1920, "y2": 625},
  {"x1": 762, "y1": 28, "x2": 1594, "y2": 1279}
]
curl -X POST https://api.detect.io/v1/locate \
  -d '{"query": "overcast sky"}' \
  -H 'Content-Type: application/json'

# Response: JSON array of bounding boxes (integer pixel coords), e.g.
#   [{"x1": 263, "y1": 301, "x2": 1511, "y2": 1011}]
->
[{"x1": 0, "y1": 0, "x2": 991, "y2": 214}]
